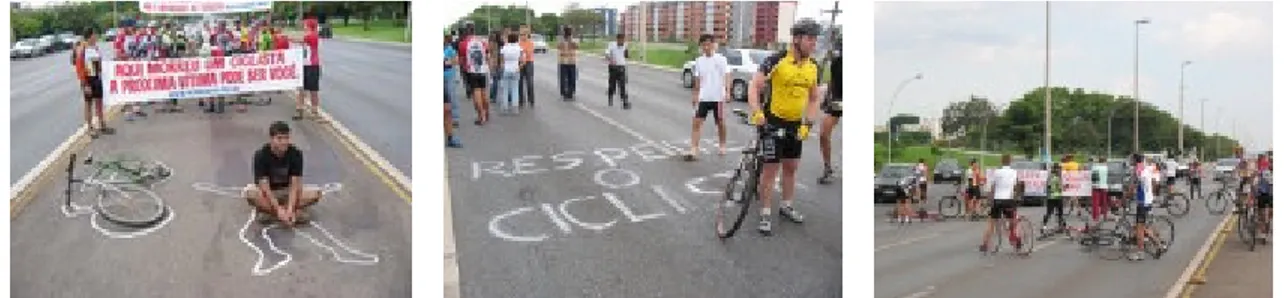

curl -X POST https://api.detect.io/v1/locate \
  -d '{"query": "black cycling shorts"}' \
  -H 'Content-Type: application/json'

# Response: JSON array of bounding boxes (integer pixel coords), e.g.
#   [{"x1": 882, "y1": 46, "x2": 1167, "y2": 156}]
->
[
  {"x1": 990, "y1": 199, "x2": 1018, "y2": 219},
  {"x1": 966, "y1": 186, "x2": 981, "y2": 199},
  {"x1": 758, "y1": 116, "x2": 803, "y2": 163},
  {"x1": 464, "y1": 73, "x2": 488, "y2": 91},
  {"x1": 1135, "y1": 203, "x2": 1151, "y2": 223},
  {"x1": 694, "y1": 101, "x2": 723, "y2": 122},
  {"x1": 1166, "y1": 177, "x2": 1176, "y2": 186},
  {"x1": 303, "y1": 65, "x2": 321, "y2": 91},
  {"x1": 1257, "y1": 192, "x2": 1273, "y2": 209},
  {"x1": 84, "y1": 76, "x2": 103, "y2": 101}
]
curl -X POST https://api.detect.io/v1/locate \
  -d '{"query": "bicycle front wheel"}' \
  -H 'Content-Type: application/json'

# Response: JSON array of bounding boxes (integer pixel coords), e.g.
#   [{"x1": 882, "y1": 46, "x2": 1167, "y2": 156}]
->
[
  {"x1": 939, "y1": 196, "x2": 961, "y2": 218},
  {"x1": 1237, "y1": 209, "x2": 1256, "y2": 247},
  {"x1": 1146, "y1": 215, "x2": 1175, "y2": 256},
  {"x1": 95, "y1": 183, "x2": 167, "y2": 228},
  {"x1": 1166, "y1": 193, "x2": 1190, "y2": 217},
  {"x1": 716, "y1": 169, "x2": 754, "y2": 239},
  {"x1": 1207, "y1": 191, "x2": 1229, "y2": 215},
  {"x1": 1095, "y1": 219, "x2": 1129, "y2": 261},
  {"x1": 1016, "y1": 217, "x2": 1036, "y2": 255}
]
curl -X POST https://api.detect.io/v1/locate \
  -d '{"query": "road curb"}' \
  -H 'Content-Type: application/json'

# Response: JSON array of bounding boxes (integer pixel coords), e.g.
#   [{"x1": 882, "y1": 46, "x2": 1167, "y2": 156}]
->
[
  {"x1": 11, "y1": 105, "x2": 123, "y2": 220},
  {"x1": 305, "y1": 95, "x2": 412, "y2": 201},
  {"x1": 1164, "y1": 211, "x2": 1235, "y2": 298},
  {"x1": 443, "y1": 162, "x2": 461, "y2": 298},
  {"x1": 575, "y1": 50, "x2": 683, "y2": 73}
]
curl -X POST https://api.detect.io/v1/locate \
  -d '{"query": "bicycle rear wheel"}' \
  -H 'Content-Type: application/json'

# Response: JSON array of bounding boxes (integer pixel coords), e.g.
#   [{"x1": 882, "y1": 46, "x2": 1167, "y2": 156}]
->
[
  {"x1": 938, "y1": 196, "x2": 961, "y2": 218},
  {"x1": 1015, "y1": 217, "x2": 1035, "y2": 255},
  {"x1": 1237, "y1": 208, "x2": 1256, "y2": 247},
  {"x1": 1165, "y1": 193, "x2": 1190, "y2": 217},
  {"x1": 1095, "y1": 219, "x2": 1129, "y2": 261},
  {"x1": 95, "y1": 183, "x2": 167, "y2": 228},
  {"x1": 1207, "y1": 191, "x2": 1229, "y2": 215},
  {"x1": 1146, "y1": 215, "x2": 1175, "y2": 257},
  {"x1": 716, "y1": 169, "x2": 754, "y2": 239}
]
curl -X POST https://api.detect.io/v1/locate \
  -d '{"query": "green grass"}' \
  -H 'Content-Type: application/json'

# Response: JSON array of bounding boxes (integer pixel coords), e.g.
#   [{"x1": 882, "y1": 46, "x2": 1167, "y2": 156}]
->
[
  {"x1": 328, "y1": 19, "x2": 410, "y2": 43},
  {"x1": 579, "y1": 40, "x2": 692, "y2": 69}
]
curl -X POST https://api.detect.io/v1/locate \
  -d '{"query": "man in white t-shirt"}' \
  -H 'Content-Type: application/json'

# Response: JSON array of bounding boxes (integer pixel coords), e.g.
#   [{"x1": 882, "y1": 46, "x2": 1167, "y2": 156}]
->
[
  {"x1": 981, "y1": 154, "x2": 1024, "y2": 253},
  {"x1": 1131, "y1": 154, "x2": 1166, "y2": 261},
  {"x1": 1090, "y1": 157, "x2": 1110, "y2": 223},
  {"x1": 604, "y1": 33, "x2": 630, "y2": 109},
  {"x1": 1163, "y1": 157, "x2": 1178, "y2": 190},
  {"x1": 684, "y1": 34, "x2": 731, "y2": 161}
]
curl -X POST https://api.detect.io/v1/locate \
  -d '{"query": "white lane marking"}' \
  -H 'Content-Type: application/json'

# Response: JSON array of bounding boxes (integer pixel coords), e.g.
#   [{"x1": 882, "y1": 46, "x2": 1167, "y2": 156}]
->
[
  {"x1": 316, "y1": 107, "x2": 411, "y2": 191},
  {"x1": 558, "y1": 196, "x2": 618, "y2": 231},
  {"x1": 1164, "y1": 212, "x2": 1235, "y2": 298},
  {"x1": 298, "y1": 222, "x2": 380, "y2": 264},
  {"x1": 875, "y1": 232, "x2": 941, "y2": 253},
  {"x1": 239, "y1": 210, "x2": 291, "y2": 276},
  {"x1": 900, "y1": 286, "x2": 936, "y2": 298},
  {"x1": 1030, "y1": 239, "x2": 1060, "y2": 253},
  {"x1": 651, "y1": 185, "x2": 689, "y2": 214},
  {"x1": 572, "y1": 102, "x2": 677, "y2": 156}
]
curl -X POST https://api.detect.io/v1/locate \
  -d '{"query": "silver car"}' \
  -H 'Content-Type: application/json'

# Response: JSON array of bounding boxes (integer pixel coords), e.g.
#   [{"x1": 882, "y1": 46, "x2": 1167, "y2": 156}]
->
[
  {"x1": 11, "y1": 41, "x2": 36, "y2": 58},
  {"x1": 531, "y1": 33, "x2": 548, "y2": 53},
  {"x1": 681, "y1": 48, "x2": 773, "y2": 102}
]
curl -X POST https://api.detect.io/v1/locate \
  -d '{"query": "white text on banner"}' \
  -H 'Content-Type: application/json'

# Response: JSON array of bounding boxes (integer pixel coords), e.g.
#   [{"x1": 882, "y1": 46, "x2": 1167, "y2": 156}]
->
[{"x1": 101, "y1": 49, "x2": 303, "y2": 105}]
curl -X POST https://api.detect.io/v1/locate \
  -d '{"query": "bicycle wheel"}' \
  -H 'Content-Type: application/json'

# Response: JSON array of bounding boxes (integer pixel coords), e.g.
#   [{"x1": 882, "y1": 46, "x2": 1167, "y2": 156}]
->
[
  {"x1": 1247, "y1": 214, "x2": 1259, "y2": 252},
  {"x1": 1095, "y1": 219, "x2": 1129, "y2": 261},
  {"x1": 716, "y1": 168, "x2": 754, "y2": 239},
  {"x1": 1207, "y1": 190, "x2": 1229, "y2": 215},
  {"x1": 1165, "y1": 193, "x2": 1190, "y2": 217},
  {"x1": 987, "y1": 220, "x2": 1004, "y2": 255},
  {"x1": 95, "y1": 183, "x2": 167, "y2": 228},
  {"x1": 1016, "y1": 217, "x2": 1036, "y2": 255},
  {"x1": 1146, "y1": 215, "x2": 1175, "y2": 257},
  {"x1": 938, "y1": 196, "x2": 961, "y2": 218},
  {"x1": 1237, "y1": 209, "x2": 1256, "y2": 247}
]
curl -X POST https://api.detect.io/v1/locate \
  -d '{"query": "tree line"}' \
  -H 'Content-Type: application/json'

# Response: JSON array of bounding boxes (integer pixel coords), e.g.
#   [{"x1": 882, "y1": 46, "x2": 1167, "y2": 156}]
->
[
  {"x1": 449, "y1": 4, "x2": 605, "y2": 39},
  {"x1": 11, "y1": 2, "x2": 410, "y2": 41},
  {"x1": 932, "y1": 86, "x2": 1242, "y2": 159}
]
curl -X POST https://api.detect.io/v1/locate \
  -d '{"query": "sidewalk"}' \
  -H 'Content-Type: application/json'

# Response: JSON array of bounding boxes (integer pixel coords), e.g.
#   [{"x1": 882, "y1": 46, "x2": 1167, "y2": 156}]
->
[
  {"x1": 10, "y1": 97, "x2": 412, "y2": 297},
  {"x1": 1186, "y1": 216, "x2": 1273, "y2": 298}
]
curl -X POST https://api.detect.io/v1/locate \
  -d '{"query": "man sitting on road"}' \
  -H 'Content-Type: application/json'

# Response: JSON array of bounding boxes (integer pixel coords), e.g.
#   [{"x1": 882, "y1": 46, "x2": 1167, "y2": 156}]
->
[
  {"x1": 685, "y1": 34, "x2": 731, "y2": 161},
  {"x1": 243, "y1": 121, "x2": 322, "y2": 227}
]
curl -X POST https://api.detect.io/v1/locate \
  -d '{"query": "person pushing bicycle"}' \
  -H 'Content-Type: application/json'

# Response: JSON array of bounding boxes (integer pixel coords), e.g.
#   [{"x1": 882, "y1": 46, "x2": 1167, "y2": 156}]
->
[
  {"x1": 745, "y1": 19, "x2": 825, "y2": 235},
  {"x1": 980, "y1": 154, "x2": 1022, "y2": 253},
  {"x1": 1250, "y1": 154, "x2": 1273, "y2": 241}
]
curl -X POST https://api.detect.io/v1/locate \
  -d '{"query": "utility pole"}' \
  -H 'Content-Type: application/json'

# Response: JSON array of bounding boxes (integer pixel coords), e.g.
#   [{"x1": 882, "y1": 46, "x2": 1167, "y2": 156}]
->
[
  {"x1": 1178, "y1": 60, "x2": 1191, "y2": 154},
  {"x1": 640, "y1": 2, "x2": 647, "y2": 63},
  {"x1": 1200, "y1": 98, "x2": 1207, "y2": 161},
  {"x1": 820, "y1": 1, "x2": 842, "y2": 65},
  {"x1": 1043, "y1": 1, "x2": 1052, "y2": 164},
  {"x1": 405, "y1": 2, "x2": 411, "y2": 42},
  {"x1": 297, "y1": 1, "x2": 302, "y2": 28}
]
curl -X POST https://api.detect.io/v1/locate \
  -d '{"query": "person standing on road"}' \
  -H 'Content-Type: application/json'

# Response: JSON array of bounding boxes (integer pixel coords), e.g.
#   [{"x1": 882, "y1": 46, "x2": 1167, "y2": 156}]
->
[
  {"x1": 489, "y1": 28, "x2": 511, "y2": 105},
  {"x1": 1090, "y1": 156, "x2": 1109, "y2": 224},
  {"x1": 744, "y1": 19, "x2": 825, "y2": 235},
  {"x1": 295, "y1": 17, "x2": 324, "y2": 122},
  {"x1": 980, "y1": 154, "x2": 1022, "y2": 253},
  {"x1": 518, "y1": 24, "x2": 536, "y2": 108},
  {"x1": 458, "y1": 23, "x2": 491, "y2": 126},
  {"x1": 685, "y1": 34, "x2": 731, "y2": 161},
  {"x1": 605, "y1": 33, "x2": 631, "y2": 109},
  {"x1": 1163, "y1": 156, "x2": 1179, "y2": 193},
  {"x1": 498, "y1": 32, "x2": 524, "y2": 115},
  {"x1": 445, "y1": 85, "x2": 462, "y2": 148},
  {"x1": 557, "y1": 26, "x2": 578, "y2": 101},
  {"x1": 817, "y1": 47, "x2": 842, "y2": 184},
  {"x1": 1041, "y1": 163, "x2": 1066, "y2": 234},
  {"x1": 74, "y1": 28, "x2": 114, "y2": 139},
  {"x1": 1130, "y1": 153, "x2": 1164, "y2": 261},
  {"x1": 444, "y1": 34, "x2": 461, "y2": 127},
  {"x1": 963, "y1": 159, "x2": 985, "y2": 219}
]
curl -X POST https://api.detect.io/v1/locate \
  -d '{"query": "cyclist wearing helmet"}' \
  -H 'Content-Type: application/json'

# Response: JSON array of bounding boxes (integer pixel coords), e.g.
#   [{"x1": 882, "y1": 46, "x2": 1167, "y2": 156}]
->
[
  {"x1": 746, "y1": 19, "x2": 825, "y2": 235},
  {"x1": 1253, "y1": 154, "x2": 1272, "y2": 240}
]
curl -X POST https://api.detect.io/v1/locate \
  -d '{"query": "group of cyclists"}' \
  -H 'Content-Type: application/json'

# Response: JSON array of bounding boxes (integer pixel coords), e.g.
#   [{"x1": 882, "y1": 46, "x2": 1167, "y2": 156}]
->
[
  {"x1": 444, "y1": 19, "x2": 844, "y2": 235},
  {"x1": 71, "y1": 14, "x2": 326, "y2": 138},
  {"x1": 893, "y1": 148, "x2": 1272, "y2": 260}
]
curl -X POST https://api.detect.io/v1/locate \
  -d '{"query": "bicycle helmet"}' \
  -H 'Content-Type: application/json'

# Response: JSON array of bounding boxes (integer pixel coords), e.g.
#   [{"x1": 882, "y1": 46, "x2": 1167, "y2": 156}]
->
[{"x1": 791, "y1": 18, "x2": 823, "y2": 37}]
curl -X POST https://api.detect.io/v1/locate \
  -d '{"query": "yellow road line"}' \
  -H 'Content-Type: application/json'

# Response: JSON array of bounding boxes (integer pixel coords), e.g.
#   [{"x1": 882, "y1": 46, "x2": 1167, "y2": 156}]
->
[
  {"x1": 1180, "y1": 216, "x2": 1237, "y2": 298},
  {"x1": 10, "y1": 106, "x2": 123, "y2": 220},
  {"x1": 313, "y1": 112, "x2": 412, "y2": 205}
]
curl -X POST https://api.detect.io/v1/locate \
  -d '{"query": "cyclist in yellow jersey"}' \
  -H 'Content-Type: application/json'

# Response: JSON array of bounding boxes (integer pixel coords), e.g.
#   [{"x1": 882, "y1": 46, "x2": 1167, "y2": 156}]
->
[{"x1": 745, "y1": 19, "x2": 825, "y2": 235}]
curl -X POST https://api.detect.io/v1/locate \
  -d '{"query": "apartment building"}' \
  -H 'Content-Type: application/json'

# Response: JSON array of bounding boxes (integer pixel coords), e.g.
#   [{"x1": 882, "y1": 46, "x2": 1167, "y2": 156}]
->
[{"x1": 622, "y1": 1, "x2": 796, "y2": 46}]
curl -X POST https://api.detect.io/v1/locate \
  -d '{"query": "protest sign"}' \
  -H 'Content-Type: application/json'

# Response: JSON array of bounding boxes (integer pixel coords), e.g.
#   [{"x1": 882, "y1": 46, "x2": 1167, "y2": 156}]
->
[
  {"x1": 101, "y1": 49, "x2": 303, "y2": 105},
  {"x1": 140, "y1": 1, "x2": 272, "y2": 14},
  {"x1": 982, "y1": 169, "x2": 1091, "y2": 197}
]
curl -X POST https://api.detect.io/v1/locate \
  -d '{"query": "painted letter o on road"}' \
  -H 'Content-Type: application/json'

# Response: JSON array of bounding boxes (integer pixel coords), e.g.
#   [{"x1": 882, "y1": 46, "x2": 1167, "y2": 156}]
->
[{"x1": 594, "y1": 168, "x2": 640, "y2": 190}]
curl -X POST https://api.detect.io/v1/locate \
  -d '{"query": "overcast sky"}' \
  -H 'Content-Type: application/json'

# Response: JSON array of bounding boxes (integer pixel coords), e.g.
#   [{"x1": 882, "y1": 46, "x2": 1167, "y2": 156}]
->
[
  {"x1": 439, "y1": 0, "x2": 846, "y2": 28},
  {"x1": 875, "y1": 1, "x2": 1273, "y2": 151}
]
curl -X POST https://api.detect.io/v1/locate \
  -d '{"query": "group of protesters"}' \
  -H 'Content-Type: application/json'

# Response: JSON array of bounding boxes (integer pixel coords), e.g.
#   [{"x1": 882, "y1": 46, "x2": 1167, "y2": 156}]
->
[
  {"x1": 444, "y1": 22, "x2": 563, "y2": 148},
  {"x1": 70, "y1": 14, "x2": 326, "y2": 138}
]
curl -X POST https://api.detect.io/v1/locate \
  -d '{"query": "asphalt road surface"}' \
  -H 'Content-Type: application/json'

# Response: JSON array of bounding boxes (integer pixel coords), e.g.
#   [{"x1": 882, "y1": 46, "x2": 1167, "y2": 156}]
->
[
  {"x1": 445, "y1": 50, "x2": 844, "y2": 297},
  {"x1": 875, "y1": 177, "x2": 1238, "y2": 298},
  {"x1": 9, "y1": 38, "x2": 411, "y2": 185},
  {"x1": 11, "y1": 98, "x2": 411, "y2": 296}
]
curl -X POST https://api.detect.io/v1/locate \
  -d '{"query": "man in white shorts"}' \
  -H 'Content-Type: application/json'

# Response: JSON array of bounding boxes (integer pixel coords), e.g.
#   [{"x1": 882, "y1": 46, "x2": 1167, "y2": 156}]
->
[{"x1": 685, "y1": 34, "x2": 731, "y2": 161}]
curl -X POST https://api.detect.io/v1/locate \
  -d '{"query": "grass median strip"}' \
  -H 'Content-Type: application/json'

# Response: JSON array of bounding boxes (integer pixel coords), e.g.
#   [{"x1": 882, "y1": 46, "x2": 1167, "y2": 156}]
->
[{"x1": 330, "y1": 19, "x2": 411, "y2": 43}]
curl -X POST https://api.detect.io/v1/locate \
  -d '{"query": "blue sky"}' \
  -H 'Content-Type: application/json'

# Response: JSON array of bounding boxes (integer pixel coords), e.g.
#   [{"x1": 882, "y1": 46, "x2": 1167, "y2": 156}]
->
[{"x1": 874, "y1": 1, "x2": 1273, "y2": 151}]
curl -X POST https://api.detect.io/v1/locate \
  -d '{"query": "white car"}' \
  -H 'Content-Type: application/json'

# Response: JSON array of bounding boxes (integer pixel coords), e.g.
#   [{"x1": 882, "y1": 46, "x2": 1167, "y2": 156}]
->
[
  {"x1": 531, "y1": 34, "x2": 548, "y2": 53},
  {"x1": 680, "y1": 48, "x2": 774, "y2": 101},
  {"x1": 1214, "y1": 158, "x2": 1240, "y2": 181},
  {"x1": 11, "y1": 41, "x2": 36, "y2": 58}
]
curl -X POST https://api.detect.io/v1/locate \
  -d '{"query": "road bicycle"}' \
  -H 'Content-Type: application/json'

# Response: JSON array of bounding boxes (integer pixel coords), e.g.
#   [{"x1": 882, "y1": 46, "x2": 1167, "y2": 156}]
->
[
  {"x1": 1236, "y1": 194, "x2": 1271, "y2": 251},
  {"x1": 64, "y1": 153, "x2": 169, "y2": 227},
  {"x1": 1090, "y1": 204, "x2": 1174, "y2": 261},
  {"x1": 980, "y1": 203, "x2": 1035, "y2": 256},
  {"x1": 1156, "y1": 183, "x2": 1191, "y2": 217},
  {"x1": 1206, "y1": 179, "x2": 1234, "y2": 215},
  {"x1": 716, "y1": 109, "x2": 778, "y2": 238},
  {"x1": 77, "y1": 152, "x2": 173, "y2": 188}
]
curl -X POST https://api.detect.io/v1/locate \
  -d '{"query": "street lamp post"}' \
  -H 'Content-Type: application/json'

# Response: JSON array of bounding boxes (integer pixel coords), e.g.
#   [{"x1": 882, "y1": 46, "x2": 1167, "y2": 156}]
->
[
  {"x1": 1200, "y1": 98, "x2": 1208, "y2": 160},
  {"x1": 1178, "y1": 60, "x2": 1192, "y2": 155},
  {"x1": 1106, "y1": 102, "x2": 1132, "y2": 159},
  {"x1": 1043, "y1": 1, "x2": 1052, "y2": 164},
  {"x1": 1133, "y1": 18, "x2": 1150, "y2": 153},
  {"x1": 886, "y1": 73, "x2": 924, "y2": 164}
]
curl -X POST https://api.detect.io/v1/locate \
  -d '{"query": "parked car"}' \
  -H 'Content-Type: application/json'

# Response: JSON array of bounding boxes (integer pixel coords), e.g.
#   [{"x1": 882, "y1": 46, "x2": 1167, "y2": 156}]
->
[
  {"x1": 680, "y1": 48, "x2": 773, "y2": 102},
  {"x1": 104, "y1": 28, "x2": 118, "y2": 41},
  {"x1": 35, "y1": 37, "x2": 54, "y2": 54},
  {"x1": 531, "y1": 33, "x2": 548, "y2": 53},
  {"x1": 22, "y1": 38, "x2": 48, "y2": 56},
  {"x1": 1214, "y1": 158, "x2": 1240, "y2": 182},
  {"x1": 933, "y1": 158, "x2": 961, "y2": 184},
  {"x1": 58, "y1": 33, "x2": 80, "y2": 48},
  {"x1": 1105, "y1": 159, "x2": 1131, "y2": 196},
  {"x1": 874, "y1": 163, "x2": 917, "y2": 203},
  {"x1": 11, "y1": 40, "x2": 37, "y2": 58}
]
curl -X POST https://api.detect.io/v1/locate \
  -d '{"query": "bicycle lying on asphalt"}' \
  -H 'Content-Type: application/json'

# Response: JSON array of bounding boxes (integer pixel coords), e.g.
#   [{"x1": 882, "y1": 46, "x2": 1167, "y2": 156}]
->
[{"x1": 64, "y1": 153, "x2": 172, "y2": 227}]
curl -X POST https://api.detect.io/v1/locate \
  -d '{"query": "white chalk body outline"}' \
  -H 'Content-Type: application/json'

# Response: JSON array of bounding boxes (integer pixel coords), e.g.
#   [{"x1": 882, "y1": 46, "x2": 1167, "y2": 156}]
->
[{"x1": 192, "y1": 182, "x2": 379, "y2": 276}]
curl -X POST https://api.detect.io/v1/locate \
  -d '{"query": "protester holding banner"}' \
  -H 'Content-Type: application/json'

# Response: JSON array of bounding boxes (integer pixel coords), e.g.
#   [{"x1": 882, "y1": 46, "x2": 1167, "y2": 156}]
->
[
  {"x1": 1041, "y1": 163, "x2": 1066, "y2": 234},
  {"x1": 74, "y1": 28, "x2": 114, "y2": 139}
]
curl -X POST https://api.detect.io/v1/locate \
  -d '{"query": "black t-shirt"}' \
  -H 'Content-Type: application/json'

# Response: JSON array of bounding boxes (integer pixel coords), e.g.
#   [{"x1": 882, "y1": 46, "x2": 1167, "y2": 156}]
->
[
  {"x1": 829, "y1": 55, "x2": 841, "y2": 100},
  {"x1": 253, "y1": 144, "x2": 304, "y2": 190}
]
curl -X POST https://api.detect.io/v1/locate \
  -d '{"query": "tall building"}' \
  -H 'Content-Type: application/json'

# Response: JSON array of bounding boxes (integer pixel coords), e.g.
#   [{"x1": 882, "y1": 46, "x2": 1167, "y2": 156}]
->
[
  {"x1": 590, "y1": 8, "x2": 618, "y2": 37},
  {"x1": 622, "y1": 1, "x2": 795, "y2": 46}
]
